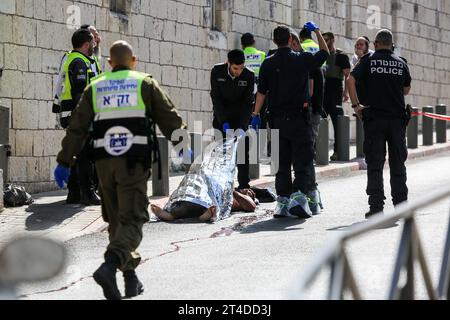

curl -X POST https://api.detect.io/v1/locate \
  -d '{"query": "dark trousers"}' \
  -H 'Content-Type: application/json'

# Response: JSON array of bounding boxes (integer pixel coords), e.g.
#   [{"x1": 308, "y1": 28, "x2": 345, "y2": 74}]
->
[
  {"x1": 272, "y1": 113, "x2": 316, "y2": 197},
  {"x1": 96, "y1": 158, "x2": 150, "y2": 272},
  {"x1": 323, "y1": 104, "x2": 344, "y2": 153},
  {"x1": 213, "y1": 119, "x2": 250, "y2": 189},
  {"x1": 67, "y1": 141, "x2": 96, "y2": 198},
  {"x1": 363, "y1": 118, "x2": 408, "y2": 211},
  {"x1": 324, "y1": 84, "x2": 344, "y2": 153}
]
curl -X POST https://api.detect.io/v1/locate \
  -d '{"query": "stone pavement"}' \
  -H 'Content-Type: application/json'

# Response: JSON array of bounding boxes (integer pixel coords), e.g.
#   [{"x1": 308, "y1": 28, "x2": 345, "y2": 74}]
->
[{"x1": 1, "y1": 135, "x2": 449, "y2": 247}]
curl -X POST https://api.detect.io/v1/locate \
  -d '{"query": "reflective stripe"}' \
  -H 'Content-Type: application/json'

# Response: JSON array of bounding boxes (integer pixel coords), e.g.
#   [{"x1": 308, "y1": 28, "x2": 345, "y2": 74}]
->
[
  {"x1": 94, "y1": 109, "x2": 146, "y2": 121},
  {"x1": 94, "y1": 135, "x2": 148, "y2": 148},
  {"x1": 61, "y1": 111, "x2": 72, "y2": 118}
]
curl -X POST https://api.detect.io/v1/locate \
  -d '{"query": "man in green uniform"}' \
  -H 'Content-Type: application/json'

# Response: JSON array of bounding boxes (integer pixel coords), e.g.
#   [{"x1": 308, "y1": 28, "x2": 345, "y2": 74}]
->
[{"x1": 54, "y1": 40, "x2": 187, "y2": 300}]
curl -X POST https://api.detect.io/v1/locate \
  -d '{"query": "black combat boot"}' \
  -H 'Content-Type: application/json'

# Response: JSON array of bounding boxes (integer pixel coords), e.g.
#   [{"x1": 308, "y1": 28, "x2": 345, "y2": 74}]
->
[
  {"x1": 80, "y1": 189, "x2": 101, "y2": 206},
  {"x1": 123, "y1": 270, "x2": 144, "y2": 298},
  {"x1": 93, "y1": 252, "x2": 122, "y2": 300}
]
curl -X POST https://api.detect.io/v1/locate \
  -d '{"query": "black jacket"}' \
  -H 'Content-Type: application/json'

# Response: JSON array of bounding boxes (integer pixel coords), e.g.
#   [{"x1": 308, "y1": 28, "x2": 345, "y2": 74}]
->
[{"x1": 210, "y1": 63, "x2": 255, "y2": 129}]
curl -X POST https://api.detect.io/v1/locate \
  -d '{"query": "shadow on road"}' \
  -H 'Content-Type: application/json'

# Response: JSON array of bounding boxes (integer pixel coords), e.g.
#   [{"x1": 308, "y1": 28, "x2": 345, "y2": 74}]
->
[
  {"x1": 25, "y1": 201, "x2": 85, "y2": 231},
  {"x1": 240, "y1": 218, "x2": 306, "y2": 234},
  {"x1": 327, "y1": 220, "x2": 399, "y2": 232}
]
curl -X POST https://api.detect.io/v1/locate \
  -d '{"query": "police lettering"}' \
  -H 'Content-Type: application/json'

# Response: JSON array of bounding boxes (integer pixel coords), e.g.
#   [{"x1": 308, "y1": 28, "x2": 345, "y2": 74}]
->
[{"x1": 370, "y1": 59, "x2": 404, "y2": 75}]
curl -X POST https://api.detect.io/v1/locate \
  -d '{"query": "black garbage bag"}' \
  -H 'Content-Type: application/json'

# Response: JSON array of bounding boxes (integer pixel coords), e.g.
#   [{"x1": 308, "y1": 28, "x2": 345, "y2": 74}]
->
[
  {"x1": 3, "y1": 184, "x2": 34, "y2": 207},
  {"x1": 250, "y1": 187, "x2": 277, "y2": 203}
]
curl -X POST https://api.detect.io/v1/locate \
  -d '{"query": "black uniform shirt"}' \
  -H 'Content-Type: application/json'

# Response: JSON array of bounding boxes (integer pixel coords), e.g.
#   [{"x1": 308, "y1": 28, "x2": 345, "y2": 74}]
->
[
  {"x1": 351, "y1": 49, "x2": 412, "y2": 118},
  {"x1": 309, "y1": 67, "x2": 325, "y2": 114},
  {"x1": 210, "y1": 63, "x2": 255, "y2": 129},
  {"x1": 258, "y1": 47, "x2": 329, "y2": 116}
]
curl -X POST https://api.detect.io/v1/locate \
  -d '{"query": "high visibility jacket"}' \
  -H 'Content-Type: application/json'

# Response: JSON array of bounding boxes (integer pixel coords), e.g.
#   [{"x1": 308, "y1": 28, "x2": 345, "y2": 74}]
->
[
  {"x1": 90, "y1": 70, "x2": 152, "y2": 160},
  {"x1": 59, "y1": 52, "x2": 99, "y2": 126},
  {"x1": 244, "y1": 47, "x2": 266, "y2": 78},
  {"x1": 301, "y1": 39, "x2": 320, "y2": 54}
]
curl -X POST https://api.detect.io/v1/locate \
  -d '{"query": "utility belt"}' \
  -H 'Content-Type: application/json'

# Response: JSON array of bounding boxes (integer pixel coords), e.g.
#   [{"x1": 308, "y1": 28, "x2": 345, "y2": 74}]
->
[{"x1": 268, "y1": 104, "x2": 311, "y2": 125}]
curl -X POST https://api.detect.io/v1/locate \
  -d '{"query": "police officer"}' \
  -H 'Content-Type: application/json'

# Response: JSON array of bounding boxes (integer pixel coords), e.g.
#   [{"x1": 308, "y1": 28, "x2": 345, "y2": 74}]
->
[
  {"x1": 57, "y1": 29, "x2": 101, "y2": 206},
  {"x1": 347, "y1": 29, "x2": 412, "y2": 219},
  {"x1": 210, "y1": 49, "x2": 255, "y2": 191},
  {"x1": 54, "y1": 40, "x2": 187, "y2": 299},
  {"x1": 241, "y1": 33, "x2": 266, "y2": 93},
  {"x1": 253, "y1": 23, "x2": 329, "y2": 218},
  {"x1": 321, "y1": 32, "x2": 351, "y2": 161}
]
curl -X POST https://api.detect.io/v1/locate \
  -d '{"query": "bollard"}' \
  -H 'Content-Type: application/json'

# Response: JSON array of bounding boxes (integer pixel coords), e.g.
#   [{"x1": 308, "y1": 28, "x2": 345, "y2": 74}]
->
[
  {"x1": 355, "y1": 116, "x2": 365, "y2": 158},
  {"x1": 152, "y1": 136, "x2": 170, "y2": 196},
  {"x1": 270, "y1": 128, "x2": 279, "y2": 175},
  {"x1": 0, "y1": 106, "x2": 10, "y2": 182},
  {"x1": 190, "y1": 132, "x2": 203, "y2": 164},
  {"x1": 337, "y1": 115, "x2": 350, "y2": 162},
  {"x1": 316, "y1": 118, "x2": 329, "y2": 165},
  {"x1": 407, "y1": 107, "x2": 419, "y2": 149},
  {"x1": 249, "y1": 130, "x2": 260, "y2": 180},
  {"x1": 436, "y1": 104, "x2": 447, "y2": 143},
  {"x1": 0, "y1": 106, "x2": 9, "y2": 145},
  {"x1": 422, "y1": 106, "x2": 434, "y2": 146}
]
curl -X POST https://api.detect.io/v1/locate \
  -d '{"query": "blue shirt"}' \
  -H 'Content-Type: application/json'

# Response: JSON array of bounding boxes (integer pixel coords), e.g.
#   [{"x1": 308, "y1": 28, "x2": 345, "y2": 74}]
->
[{"x1": 258, "y1": 47, "x2": 329, "y2": 115}]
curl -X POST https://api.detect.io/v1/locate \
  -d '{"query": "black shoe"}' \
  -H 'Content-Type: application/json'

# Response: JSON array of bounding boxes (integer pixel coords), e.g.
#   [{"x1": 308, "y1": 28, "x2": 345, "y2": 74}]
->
[
  {"x1": 80, "y1": 190, "x2": 101, "y2": 206},
  {"x1": 93, "y1": 263, "x2": 122, "y2": 300},
  {"x1": 66, "y1": 192, "x2": 80, "y2": 204},
  {"x1": 124, "y1": 271, "x2": 144, "y2": 298},
  {"x1": 365, "y1": 210, "x2": 383, "y2": 219}
]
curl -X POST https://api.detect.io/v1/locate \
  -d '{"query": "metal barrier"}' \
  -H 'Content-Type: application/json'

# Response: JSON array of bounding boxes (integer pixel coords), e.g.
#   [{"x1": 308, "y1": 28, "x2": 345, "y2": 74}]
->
[{"x1": 292, "y1": 186, "x2": 450, "y2": 300}]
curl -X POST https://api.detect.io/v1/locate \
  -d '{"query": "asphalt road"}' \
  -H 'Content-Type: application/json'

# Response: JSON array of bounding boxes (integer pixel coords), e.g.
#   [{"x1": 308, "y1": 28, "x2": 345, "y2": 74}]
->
[{"x1": 18, "y1": 152, "x2": 450, "y2": 300}]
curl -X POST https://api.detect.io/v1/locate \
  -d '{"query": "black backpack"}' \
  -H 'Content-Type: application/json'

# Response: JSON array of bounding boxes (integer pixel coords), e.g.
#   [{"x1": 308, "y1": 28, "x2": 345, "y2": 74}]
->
[{"x1": 3, "y1": 184, "x2": 34, "y2": 207}]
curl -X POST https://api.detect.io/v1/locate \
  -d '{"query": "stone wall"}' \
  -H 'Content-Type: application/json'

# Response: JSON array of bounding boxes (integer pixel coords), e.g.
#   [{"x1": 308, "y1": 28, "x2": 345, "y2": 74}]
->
[{"x1": 0, "y1": 0, "x2": 449, "y2": 193}]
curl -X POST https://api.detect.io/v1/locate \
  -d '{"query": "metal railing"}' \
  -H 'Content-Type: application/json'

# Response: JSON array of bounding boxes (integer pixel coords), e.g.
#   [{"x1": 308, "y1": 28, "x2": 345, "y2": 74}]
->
[{"x1": 291, "y1": 186, "x2": 450, "y2": 300}]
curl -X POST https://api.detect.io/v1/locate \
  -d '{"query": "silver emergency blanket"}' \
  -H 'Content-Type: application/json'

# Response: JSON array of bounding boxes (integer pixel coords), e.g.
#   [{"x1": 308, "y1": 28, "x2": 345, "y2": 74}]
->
[{"x1": 164, "y1": 138, "x2": 240, "y2": 221}]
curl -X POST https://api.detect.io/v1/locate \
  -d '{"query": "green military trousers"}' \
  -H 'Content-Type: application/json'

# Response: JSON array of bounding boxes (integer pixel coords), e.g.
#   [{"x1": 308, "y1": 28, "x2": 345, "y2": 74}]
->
[{"x1": 95, "y1": 158, "x2": 150, "y2": 271}]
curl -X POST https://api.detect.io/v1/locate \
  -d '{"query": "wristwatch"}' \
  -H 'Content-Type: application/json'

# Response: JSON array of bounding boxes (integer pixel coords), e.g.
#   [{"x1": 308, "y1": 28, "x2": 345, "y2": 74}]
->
[{"x1": 252, "y1": 112, "x2": 260, "y2": 116}]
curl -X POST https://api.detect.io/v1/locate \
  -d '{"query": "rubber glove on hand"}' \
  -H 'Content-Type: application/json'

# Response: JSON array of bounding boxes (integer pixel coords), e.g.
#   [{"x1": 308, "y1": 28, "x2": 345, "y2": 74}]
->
[
  {"x1": 304, "y1": 21, "x2": 319, "y2": 32},
  {"x1": 222, "y1": 122, "x2": 231, "y2": 133},
  {"x1": 250, "y1": 115, "x2": 261, "y2": 131},
  {"x1": 54, "y1": 165, "x2": 70, "y2": 189}
]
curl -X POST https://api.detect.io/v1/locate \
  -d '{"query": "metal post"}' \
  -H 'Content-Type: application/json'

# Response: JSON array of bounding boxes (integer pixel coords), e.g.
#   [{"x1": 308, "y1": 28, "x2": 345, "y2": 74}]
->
[
  {"x1": 389, "y1": 218, "x2": 414, "y2": 300},
  {"x1": 355, "y1": 116, "x2": 364, "y2": 158},
  {"x1": 438, "y1": 215, "x2": 450, "y2": 300},
  {"x1": 436, "y1": 104, "x2": 447, "y2": 143},
  {"x1": 249, "y1": 131, "x2": 260, "y2": 180},
  {"x1": 337, "y1": 115, "x2": 350, "y2": 162},
  {"x1": 316, "y1": 118, "x2": 329, "y2": 165},
  {"x1": 0, "y1": 106, "x2": 10, "y2": 182},
  {"x1": 407, "y1": 107, "x2": 419, "y2": 149},
  {"x1": 152, "y1": 136, "x2": 170, "y2": 196},
  {"x1": 422, "y1": 106, "x2": 434, "y2": 146}
]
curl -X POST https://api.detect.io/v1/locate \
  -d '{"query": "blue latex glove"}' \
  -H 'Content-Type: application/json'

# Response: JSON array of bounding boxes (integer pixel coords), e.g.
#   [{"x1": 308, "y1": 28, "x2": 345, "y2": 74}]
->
[
  {"x1": 179, "y1": 148, "x2": 193, "y2": 162},
  {"x1": 222, "y1": 122, "x2": 231, "y2": 132},
  {"x1": 251, "y1": 115, "x2": 261, "y2": 131},
  {"x1": 54, "y1": 165, "x2": 70, "y2": 189},
  {"x1": 304, "y1": 21, "x2": 319, "y2": 32}
]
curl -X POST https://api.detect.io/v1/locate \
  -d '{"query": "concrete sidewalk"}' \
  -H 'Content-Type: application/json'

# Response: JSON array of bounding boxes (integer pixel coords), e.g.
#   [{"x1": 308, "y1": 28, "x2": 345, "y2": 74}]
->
[{"x1": 1, "y1": 134, "x2": 449, "y2": 246}]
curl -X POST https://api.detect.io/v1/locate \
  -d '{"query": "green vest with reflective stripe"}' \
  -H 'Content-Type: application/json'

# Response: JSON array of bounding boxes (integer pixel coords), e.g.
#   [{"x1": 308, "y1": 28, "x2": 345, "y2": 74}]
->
[
  {"x1": 90, "y1": 70, "x2": 151, "y2": 160},
  {"x1": 301, "y1": 39, "x2": 319, "y2": 54},
  {"x1": 244, "y1": 47, "x2": 266, "y2": 77},
  {"x1": 61, "y1": 52, "x2": 94, "y2": 102}
]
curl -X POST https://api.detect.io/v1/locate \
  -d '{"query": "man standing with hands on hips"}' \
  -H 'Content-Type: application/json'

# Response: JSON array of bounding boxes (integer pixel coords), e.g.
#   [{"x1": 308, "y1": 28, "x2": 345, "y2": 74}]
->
[
  {"x1": 252, "y1": 22, "x2": 329, "y2": 219},
  {"x1": 347, "y1": 29, "x2": 412, "y2": 219}
]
